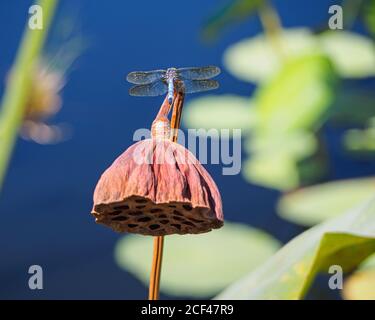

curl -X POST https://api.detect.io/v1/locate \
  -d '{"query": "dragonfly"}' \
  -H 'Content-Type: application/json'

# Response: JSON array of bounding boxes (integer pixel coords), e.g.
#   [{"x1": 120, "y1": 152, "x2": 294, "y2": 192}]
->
[{"x1": 126, "y1": 66, "x2": 220, "y2": 104}]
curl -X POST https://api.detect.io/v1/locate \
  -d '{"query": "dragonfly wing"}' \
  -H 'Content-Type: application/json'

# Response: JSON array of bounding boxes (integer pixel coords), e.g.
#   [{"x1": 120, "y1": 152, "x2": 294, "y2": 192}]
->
[
  {"x1": 129, "y1": 81, "x2": 168, "y2": 97},
  {"x1": 183, "y1": 79, "x2": 219, "y2": 94},
  {"x1": 126, "y1": 70, "x2": 166, "y2": 84},
  {"x1": 177, "y1": 66, "x2": 221, "y2": 80}
]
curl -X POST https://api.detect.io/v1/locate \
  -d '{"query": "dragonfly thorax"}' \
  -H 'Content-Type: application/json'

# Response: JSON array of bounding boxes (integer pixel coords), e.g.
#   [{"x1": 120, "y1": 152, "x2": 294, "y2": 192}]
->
[{"x1": 165, "y1": 68, "x2": 178, "y2": 82}]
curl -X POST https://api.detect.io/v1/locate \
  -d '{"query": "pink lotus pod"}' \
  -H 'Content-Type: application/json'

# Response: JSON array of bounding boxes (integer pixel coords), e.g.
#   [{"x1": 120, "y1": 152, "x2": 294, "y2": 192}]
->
[{"x1": 92, "y1": 116, "x2": 223, "y2": 236}]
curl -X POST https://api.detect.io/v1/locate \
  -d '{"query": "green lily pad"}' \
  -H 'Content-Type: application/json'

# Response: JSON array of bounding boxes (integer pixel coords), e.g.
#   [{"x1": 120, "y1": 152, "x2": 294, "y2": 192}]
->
[
  {"x1": 224, "y1": 28, "x2": 319, "y2": 83},
  {"x1": 318, "y1": 31, "x2": 375, "y2": 78},
  {"x1": 277, "y1": 177, "x2": 375, "y2": 226},
  {"x1": 183, "y1": 95, "x2": 256, "y2": 135},
  {"x1": 216, "y1": 197, "x2": 375, "y2": 299},
  {"x1": 114, "y1": 222, "x2": 280, "y2": 297}
]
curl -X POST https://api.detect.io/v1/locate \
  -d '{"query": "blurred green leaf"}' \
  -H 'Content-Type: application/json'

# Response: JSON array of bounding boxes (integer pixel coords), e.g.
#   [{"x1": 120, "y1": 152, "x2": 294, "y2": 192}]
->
[
  {"x1": 243, "y1": 132, "x2": 318, "y2": 191},
  {"x1": 243, "y1": 154, "x2": 300, "y2": 190},
  {"x1": 363, "y1": 0, "x2": 375, "y2": 37},
  {"x1": 183, "y1": 95, "x2": 256, "y2": 134},
  {"x1": 318, "y1": 31, "x2": 375, "y2": 78},
  {"x1": 245, "y1": 131, "x2": 317, "y2": 157},
  {"x1": 295, "y1": 145, "x2": 328, "y2": 187},
  {"x1": 342, "y1": 0, "x2": 365, "y2": 28},
  {"x1": 115, "y1": 222, "x2": 280, "y2": 297},
  {"x1": 357, "y1": 252, "x2": 375, "y2": 270},
  {"x1": 217, "y1": 197, "x2": 375, "y2": 299},
  {"x1": 223, "y1": 28, "x2": 319, "y2": 83},
  {"x1": 343, "y1": 253, "x2": 375, "y2": 300},
  {"x1": 277, "y1": 177, "x2": 375, "y2": 226},
  {"x1": 184, "y1": 55, "x2": 335, "y2": 191},
  {"x1": 330, "y1": 90, "x2": 375, "y2": 125},
  {"x1": 241, "y1": 54, "x2": 335, "y2": 191},
  {"x1": 255, "y1": 54, "x2": 336, "y2": 136},
  {"x1": 203, "y1": 0, "x2": 264, "y2": 40},
  {"x1": 344, "y1": 127, "x2": 375, "y2": 155}
]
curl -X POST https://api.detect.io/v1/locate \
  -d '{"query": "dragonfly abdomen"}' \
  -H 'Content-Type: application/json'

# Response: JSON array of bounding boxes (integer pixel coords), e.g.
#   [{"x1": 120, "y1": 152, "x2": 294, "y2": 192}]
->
[{"x1": 167, "y1": 79, "x2": 174, "y2": 104}]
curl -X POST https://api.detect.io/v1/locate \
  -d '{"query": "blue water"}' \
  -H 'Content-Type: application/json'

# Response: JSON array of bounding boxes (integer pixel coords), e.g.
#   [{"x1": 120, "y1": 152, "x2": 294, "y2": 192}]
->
[{"x1": 0, "y1": 0, "x2": 373, "y2": 299}]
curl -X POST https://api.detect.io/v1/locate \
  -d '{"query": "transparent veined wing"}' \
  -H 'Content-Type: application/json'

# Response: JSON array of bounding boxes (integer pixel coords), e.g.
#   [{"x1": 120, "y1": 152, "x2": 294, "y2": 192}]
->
[
  {"x1": 129, "y1": 80, "x2": 168, "y2": 96},
  {"x1": 177, "y1": 66, "x2": 221, "y2": 80},
  {"x1": 183, "y1": 79, "x2": 219, "y2": 93},
  {"x1": 126, "y1": 70, "x2": 166, "y2": 84}
]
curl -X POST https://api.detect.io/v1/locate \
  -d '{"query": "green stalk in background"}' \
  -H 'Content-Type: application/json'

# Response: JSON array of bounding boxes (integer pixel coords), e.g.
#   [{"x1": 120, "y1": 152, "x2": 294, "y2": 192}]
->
[{"x1": 0, "y1": 0, "x2": 58, "y2": 192}]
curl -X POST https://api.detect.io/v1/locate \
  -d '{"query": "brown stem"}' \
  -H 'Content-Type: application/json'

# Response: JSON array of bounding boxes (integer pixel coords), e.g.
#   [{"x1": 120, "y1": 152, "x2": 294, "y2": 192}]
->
[
  {"x1": 148, "y1": 236, "x2": 164, "y2": 300},
  {"x1": 170, "y1": 86, "x2": 185, "y2": 142},
  {"x1": 148, "y1": 88, "x2": 185, "y2": 300}
]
